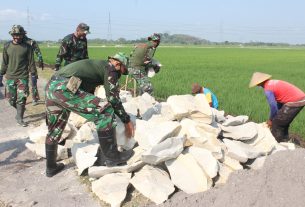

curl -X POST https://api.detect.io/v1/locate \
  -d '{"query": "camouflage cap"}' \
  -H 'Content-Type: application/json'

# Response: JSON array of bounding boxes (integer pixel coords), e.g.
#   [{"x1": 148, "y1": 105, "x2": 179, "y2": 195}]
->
[
  {"x1": 77, "y1": 23, "x2": 90, "y2": 34},
  {"x1": 108, "y1": 52, "x2": 129, "y2": 67},
  {"x1": 148, "y1": 33, "x2": 161, "y2": 41},
  {"x1": 9, "y1": 25, "x2": 26, "y2": 35}
]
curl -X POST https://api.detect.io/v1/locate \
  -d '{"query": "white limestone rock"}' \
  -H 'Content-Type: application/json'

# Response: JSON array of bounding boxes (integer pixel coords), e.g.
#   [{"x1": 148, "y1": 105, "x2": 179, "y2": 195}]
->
[
  {"x1": 134, "y1": 120, "x2": 181, "y2": 149},
  {"x1": 167, "y1": 94, "x2": 212, "y2": 122},
  {"x1": 223, "y1": 139, "x2": 265, "y2": 163},
  {"x1": 71, "y1": 142, "x2": 99, "y2": 175},
  {"x1": 211, "y1": 108, "x2": 226, "y2": 123},
  {"x1": 73, "y1": 122, "x2": 98, "y2": 143},
  {"x1": 92, "y1": 173, "x2": 131, "y2": 207},
  {"x1": 165, "y1": 153, "x2": 209, "y2": 194},
  {"x1": 25, "y1": 142, "x2": 68, "y2": 160},
  {"x1": 68, "y1": 112, "x2": 87, "y2": 128},
  {"x1": 130, "y1": 165, "x2": 175, "y2": 205},
  {"x1": 221, "y1": 154, "x2": 243, "y2": 171},
  {"x1": 246, "y1": 156, "x2": 266, "y2": 170},
  {"x1": 141, "y1": 136, "x2": 185, "y2": 165},
  {"x1": 28, "y1": 123, "x2": 48, "y2": 144},
  {"x1": 222, "y1": 115, "x2": 249, "y2": 126},
  {"x1": 220, "y1": 122, "x2": 258, "y2": 141},
  {"x1": 216, "y1": 163, "x2": 234, "y2": 185},
  {"x1": 186, "y1": 146, "x2": 219, "y2": 178},
  {"x1": 116, "y1": 116, "x2": 137, "y2": 150}
]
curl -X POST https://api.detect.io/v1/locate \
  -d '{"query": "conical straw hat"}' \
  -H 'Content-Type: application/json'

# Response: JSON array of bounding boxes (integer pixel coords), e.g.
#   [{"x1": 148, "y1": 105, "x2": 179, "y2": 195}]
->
[{"x1": 249, "y1": 72, "x2": 272, "y2": 88}]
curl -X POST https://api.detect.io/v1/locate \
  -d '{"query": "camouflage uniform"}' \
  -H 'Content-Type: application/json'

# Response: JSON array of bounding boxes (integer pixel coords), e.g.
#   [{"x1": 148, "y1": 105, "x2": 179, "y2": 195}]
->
[
  {"x1": 45, "y1": 59, "x2": 130, "y2": 144},
  {"x1": 1, "y1": 25, "x2": 37, "y2": 126},
  {"x1": 24, "y1": 35, "x2": 44, "y2": 103},
  {"x1": 128, "y1": 41, "x2": 156, "y2": 95},
  {"x1": 55, "y1": 34, "x2": 88, "y2": 68},
  {"x1": 128, "y1": 33, "x2": 161, "y2": 95}
]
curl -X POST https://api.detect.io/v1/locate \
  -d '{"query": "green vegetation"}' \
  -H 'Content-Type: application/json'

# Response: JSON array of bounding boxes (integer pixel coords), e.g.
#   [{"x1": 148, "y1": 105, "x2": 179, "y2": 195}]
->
[{"x1": 39, "y1": 46, "x2": 305, "y2": 137}]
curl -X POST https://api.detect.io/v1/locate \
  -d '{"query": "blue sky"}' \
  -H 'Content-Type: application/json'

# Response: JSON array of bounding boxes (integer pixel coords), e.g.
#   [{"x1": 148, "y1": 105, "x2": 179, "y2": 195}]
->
[{"x1": 0, "y1": 0, "x2": 305, "y2": 44}]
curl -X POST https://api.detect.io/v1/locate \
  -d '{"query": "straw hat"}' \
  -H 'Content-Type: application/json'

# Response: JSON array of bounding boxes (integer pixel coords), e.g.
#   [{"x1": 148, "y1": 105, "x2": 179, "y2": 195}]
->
[{"x1": 249, "y1": 72, "x2": 272, "y2": 88}]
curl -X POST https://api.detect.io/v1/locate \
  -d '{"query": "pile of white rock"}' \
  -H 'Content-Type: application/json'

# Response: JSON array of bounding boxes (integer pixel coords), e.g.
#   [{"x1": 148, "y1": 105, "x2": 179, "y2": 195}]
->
[{"x1": 26, "y1": 86, "x2": 296, "y2": 207}]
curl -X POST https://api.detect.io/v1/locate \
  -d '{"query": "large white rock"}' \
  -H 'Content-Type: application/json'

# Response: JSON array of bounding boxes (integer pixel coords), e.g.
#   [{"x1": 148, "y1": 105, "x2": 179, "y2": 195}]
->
[
  {"x1": 220, "y1": 122, "x2": 258, "y2": 141},
  {"x1": 211, "y1": 108, "x2": 226, "y2": 123},
  {"x1": 25, "y1": 142, "x2": 68, "y2": 160},
  {"x1": 88, "y1": 147, "x2": 145, "y2": 178},
  {"x1": 165, "y1": 153, "x2": 209, "y2": 194},
  {"x1": 222, "y1": 115, "x2": 249, "y2": 126},
  {"x1": 246, "y1": 123, "x2": 277, "y2": 154},
  {"x1": 134, "y1": 120, "x2": 181, "y2": 149},
  {"x1": 92, "y1": 173, "x2": 131, "y2": 207},
  {"x1": 186, "y1": 146, "x2": 219, "y2": 178},
  {"x1": 73, "y1": 122, "x2": 98, "y2": 143},
  {"x1": 223, "y1": 139, "x2": 265, "y2": 163},
  {"x1": 68, "y1": 112, "x2": 87, "y2": 128},
  {"x1": 71, "y1": 142, "x2": 99, "y2": 175},
  {"x1": 123, "y1": 93, "x2": 157, "y2": 120},
  {"x1": 216, "y1": 163, "x2": 234, "y2": 185},
  {"x1": 166, "y1": 94, "x2": 212, "y2": 122},
  {"x1": 221, "y1": 154, "x2": 243, "y2": 171},
  {"x1": 116, "y1": 116, "x2": 137, "y2": 151},
  {"x1": 130, "y1": 165, "x2": 175, "y2": 204},
  {"x1": 141, "y1": 136, "x2": 185, "y2": 165},
  {"x1": 28, "y1": 123, "x2": 48, "y2": 144},
  {"x1": 246, "y1": 156, "x2": 266, "y2": 170}
]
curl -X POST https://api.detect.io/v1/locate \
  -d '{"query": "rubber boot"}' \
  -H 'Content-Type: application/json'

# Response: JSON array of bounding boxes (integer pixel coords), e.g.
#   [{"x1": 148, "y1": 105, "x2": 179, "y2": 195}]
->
[
  {"x1": 16, "y1": 104, "x2": 27, "y2": 127},
  {"x1": 0, "y1": 75, "x2": 3, "y2": 87},
  {"x1": 97, "y1": 128, "x2": 134, "y2": 167},
  {"x1": 45, "y1": 143, "x2": 65, "y2": 177}
]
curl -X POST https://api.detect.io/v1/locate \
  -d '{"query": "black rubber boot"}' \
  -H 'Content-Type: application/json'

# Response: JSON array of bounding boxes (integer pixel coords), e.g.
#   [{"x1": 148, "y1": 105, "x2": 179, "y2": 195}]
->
[
  {"x1": 16, "y1": 104, "x2": 27, "y2": 127},
  {"x1": 45, "y1": 143, "x2": 65, "y2": 177},
  {"x1": 97, "y1": 128, "x2": 134, "y2": 167}
]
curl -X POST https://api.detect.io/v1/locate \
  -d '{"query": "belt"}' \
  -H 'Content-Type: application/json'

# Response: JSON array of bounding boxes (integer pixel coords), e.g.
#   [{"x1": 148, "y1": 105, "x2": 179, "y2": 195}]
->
[{"x1": 51, "y1": 75, "x2": 69, "y2": 81}]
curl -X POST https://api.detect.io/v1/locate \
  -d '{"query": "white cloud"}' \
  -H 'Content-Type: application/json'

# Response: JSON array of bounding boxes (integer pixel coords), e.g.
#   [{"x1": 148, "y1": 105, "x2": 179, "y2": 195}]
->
[{"x1": 0, "y1": 9, "x2": 27, "y2": 20}]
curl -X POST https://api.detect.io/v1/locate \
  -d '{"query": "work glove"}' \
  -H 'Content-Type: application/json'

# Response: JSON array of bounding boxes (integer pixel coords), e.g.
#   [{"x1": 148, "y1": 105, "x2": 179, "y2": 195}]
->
[
  {"x1": 54, "y1": 64, "x2": 60, "y2": 71},
  {"x1": 38, "y1": 60, "x2": 44, "y2": 70},
  {"x1": 124, "y1": 121, "x2": 134, "y2": 138}
]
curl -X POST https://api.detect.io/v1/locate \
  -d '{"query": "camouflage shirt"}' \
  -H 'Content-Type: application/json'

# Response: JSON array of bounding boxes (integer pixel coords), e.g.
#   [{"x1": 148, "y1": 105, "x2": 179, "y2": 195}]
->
[
  {"x1": 129, "y1": 41, "x2": 156, "y2": 68},
  {"x1": 56, "y1": 59, "x2": 130, "y2": 123},
  {"x1": 1, "y1": 41, "x2": 37, "y2": 79},
  {"x1": 55, "y1": 33, "x2": 88, "y2": 66},
  {"x1": 23, "y1": 36, "x2": 43, "y2": 62}
]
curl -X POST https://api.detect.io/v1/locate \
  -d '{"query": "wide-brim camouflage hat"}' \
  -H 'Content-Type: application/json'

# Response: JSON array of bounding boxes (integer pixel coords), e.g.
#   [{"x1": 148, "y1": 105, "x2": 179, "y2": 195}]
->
[
  {"x1": 148, "y1": 33, "x2": 161, "y2": 41},
  {"x1": 249, "y1": 72, "x2": 272, "y2": 88},
  {"x1": 77, "y1": 23, "x2": 90, "y2": 34},
  {"x1": 108, "y1": 52, "x2": 129, "y2": 67}
]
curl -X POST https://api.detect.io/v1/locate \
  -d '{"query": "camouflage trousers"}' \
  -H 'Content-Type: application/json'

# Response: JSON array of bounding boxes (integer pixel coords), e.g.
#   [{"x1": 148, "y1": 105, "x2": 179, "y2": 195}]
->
[
  {"x1": 128, "y1": 67, "x2": 153, "y2": 95},
  {"x1": 5, "y1": 78, "x2": 29, "y2": 107},
  {"x1": 30, "y1": 74, "x2": 40, "y2": 101},
  {"x1": 45, "y1": 78, "x2": 115, "y2": 144}
]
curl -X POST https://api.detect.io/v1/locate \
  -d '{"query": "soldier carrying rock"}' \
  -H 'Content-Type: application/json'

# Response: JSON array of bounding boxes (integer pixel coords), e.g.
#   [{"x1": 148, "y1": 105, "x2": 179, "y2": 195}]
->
[{"x1": 45, "y1": 52, "x2": 134, "y2": 177}]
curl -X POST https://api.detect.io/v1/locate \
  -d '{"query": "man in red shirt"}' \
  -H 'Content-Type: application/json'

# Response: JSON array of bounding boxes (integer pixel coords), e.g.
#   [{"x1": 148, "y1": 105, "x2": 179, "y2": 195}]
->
[{"x1": 249, "y1": 72, "x2": 305, "y2": 142}]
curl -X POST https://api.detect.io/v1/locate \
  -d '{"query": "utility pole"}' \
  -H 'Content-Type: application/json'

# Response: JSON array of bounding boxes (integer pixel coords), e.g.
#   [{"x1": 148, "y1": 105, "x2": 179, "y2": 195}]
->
[{"x1": 107, "y1": 12, "x2": 112, "y2": 40}]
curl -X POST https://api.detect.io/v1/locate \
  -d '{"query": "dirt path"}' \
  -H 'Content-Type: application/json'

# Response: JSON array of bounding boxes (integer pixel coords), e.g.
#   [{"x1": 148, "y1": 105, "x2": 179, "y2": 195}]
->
[
  {"x1": 150, "y1": 148, "x2": 305, "y2": 207},
  {"x1": 0, "y1": 65, "x2": 101, "y2": 206}
]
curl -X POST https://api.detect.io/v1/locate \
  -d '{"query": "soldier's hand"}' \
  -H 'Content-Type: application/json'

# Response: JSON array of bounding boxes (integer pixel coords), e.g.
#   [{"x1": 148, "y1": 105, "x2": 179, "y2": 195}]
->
[
  {"x1": 54, "y1": 64, "x2": 60, "y2": 71},
  {"x1": 38, "y1": 61, "x2": 44, "y2": 70},
  {"x1": 124, "y1": 121, "x2": 134, "y2": 138}
]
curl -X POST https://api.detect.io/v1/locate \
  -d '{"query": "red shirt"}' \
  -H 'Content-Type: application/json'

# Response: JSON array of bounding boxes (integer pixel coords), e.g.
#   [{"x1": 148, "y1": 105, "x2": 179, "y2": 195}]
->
[{"x1": 264, "y1": 80, "x2": 305, "y2": 104}]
